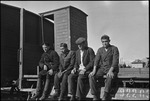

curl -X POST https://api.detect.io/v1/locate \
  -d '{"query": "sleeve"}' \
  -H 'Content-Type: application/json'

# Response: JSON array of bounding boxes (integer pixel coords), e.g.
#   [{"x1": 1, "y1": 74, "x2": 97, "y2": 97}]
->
[
  {"x1": 111, "y1": 47, "x2": 119, "y2": 68},
  {"x1": 94, "y1": 48, "x2": 101, "y2": 67},
  {"x1": 59, "y1": 55, "x2": 63, "y2": 71},
  {"x1": 85, "y1": 48, "x2": 95, "y2": 71},
  {"x1": 66, "y1": 51, "x2": 76, "y2": 71},
  {"x1": 74, "y1": 51, "x2": 79, "y2": 69},
  {"x1": 51, "y1": 51, "x2": 60, "y2": 71},
  {"x1": 39, "y1": 54, "x2": 44, "y2": 69}
]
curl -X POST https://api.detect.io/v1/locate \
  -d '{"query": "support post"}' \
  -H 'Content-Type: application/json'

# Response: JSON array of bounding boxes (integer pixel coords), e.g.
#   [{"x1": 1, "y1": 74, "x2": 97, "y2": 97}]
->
[
  {"x1": 19, "y1": 8, "x2": 24, "y2": 89},
  {"x1": 40, "y1": 14, "x2": 44, "y2": 44}
]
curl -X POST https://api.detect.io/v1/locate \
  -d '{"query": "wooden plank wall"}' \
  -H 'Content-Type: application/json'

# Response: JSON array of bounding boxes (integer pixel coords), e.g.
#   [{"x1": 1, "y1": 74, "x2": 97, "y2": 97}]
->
[
  {"x1": 70, "y1": 7, "x2": 87, "y2": 51},
  {"x1": 1, "y1": 4, "x2": 20, "y2": 86},
  {"x1": 54, "y1": 8, "x2": 70, "y2": 55},
  {"x1": 23, "y1": 10, "x2": 54, "y2": 75}
]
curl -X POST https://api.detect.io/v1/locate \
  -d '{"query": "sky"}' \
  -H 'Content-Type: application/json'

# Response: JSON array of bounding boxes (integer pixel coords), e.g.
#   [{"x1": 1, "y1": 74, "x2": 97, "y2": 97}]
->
[{"x1": 1, "y1": 1, "x2": 149, "y2": 64}]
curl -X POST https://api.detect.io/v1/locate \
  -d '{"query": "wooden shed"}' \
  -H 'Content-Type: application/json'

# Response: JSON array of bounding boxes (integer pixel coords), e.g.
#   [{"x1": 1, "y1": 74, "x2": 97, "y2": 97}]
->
[{"x1": 40, "y1": 6, "x2": 88, "y2": 54}]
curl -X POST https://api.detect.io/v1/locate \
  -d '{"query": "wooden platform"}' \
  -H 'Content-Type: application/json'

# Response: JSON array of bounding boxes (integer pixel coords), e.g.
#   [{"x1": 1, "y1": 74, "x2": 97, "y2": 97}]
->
[
  {"x1": 1, "y1": 86, "x2": 149, "y2": 100},
  {"x1": 1, "y1": 68, "x2": 149, "y2": 100}
]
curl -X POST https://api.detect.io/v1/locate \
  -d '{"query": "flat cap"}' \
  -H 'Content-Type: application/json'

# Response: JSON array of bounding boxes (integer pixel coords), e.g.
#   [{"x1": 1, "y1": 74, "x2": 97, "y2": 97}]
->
[{"x1": 75, "y1": 37, "x2": 86, "y2": 44}]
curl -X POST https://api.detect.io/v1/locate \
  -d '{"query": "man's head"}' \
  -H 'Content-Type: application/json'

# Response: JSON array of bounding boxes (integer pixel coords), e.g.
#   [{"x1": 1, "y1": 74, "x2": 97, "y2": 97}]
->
[
  {"x1": 101, "y1": 35, "x2": 110, "y2": 48},
  {"x1": 75, "y1": 37, "x2": 86, "y2": 50},
  {"x1": 60, "y1": 43, "x2": 68, "y2": 53},
  {"x1": 42, "y1": 43, "x2": 50, "y2": 52}
]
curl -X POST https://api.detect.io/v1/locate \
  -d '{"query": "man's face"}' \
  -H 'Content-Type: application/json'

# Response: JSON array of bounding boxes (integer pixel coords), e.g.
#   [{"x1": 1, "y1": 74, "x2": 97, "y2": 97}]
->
[
  {"x1": 42, "y1": 45, "x2": 50, "y2": 52},
  {"x1": 101, "y1": 39, "x2": 110, "y2": 48},
  {"x1": 78, "y1": 43, "x2": 85, "y2": 50},
  {"x1": 60, "y1": 46, "x2": 67, "y2": 53}
]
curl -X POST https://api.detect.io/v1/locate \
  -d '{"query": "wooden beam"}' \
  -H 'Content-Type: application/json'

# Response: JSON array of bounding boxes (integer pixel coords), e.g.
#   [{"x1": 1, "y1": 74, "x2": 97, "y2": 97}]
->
[{"x1": 19, "y1": 8, "x2": 24, "y2": 89}]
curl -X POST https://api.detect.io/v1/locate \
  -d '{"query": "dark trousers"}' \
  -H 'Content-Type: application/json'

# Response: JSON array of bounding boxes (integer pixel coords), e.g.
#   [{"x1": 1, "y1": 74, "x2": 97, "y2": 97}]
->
[
  {"x1": 54, "y1": 71, "x2": 71, "y2": 98},
  {"x1": 36, "y1": 70, "x2": 54, "y2": 97},
  {"x1": 89, "y1": 68, "x2": 118, "y2": 97},
  {"x1": 68, "y1": 72, "x2": 90, "y2": 99}
]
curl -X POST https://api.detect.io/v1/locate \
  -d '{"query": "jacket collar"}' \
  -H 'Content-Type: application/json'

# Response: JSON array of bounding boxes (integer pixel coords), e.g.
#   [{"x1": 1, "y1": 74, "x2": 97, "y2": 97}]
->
[{"x1": 102, "y1": 45, "x2": 112, "y2": 60}]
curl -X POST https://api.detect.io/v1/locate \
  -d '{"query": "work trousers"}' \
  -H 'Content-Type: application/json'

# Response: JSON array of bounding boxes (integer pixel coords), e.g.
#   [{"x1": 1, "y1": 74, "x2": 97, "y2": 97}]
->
[
  {"x1": 89, "y1": 68, "x2": 118, "y2": 97},
  {"x1": 53, "y1": 71, "x2": 71, "y2": 98},
  {"x1": 35, "y1": 70, "x2": 55, "y2": 97},
  {"x1": 68, "y1": 72, "x2": 90, "y2": 99}
]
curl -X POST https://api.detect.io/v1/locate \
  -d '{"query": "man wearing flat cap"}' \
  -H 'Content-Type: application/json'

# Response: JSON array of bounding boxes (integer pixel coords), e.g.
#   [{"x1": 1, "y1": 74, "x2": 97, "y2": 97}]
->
[
  {"x1": 89, "y1": 35, "x2": 119, "y2": 100},
  {"x1": 68, "y1": 37, "x2": 95, "y2": 100}
]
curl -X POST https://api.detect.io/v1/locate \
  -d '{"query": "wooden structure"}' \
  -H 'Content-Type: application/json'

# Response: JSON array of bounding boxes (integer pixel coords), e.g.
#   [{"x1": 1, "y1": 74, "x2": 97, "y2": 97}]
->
[
  {"x1": 1, "y1": 3, "x2": 54, "y2": 89},
  {"x1": 39, "y1": 6, "x2": 88, "y2": 55},
  {"x1": 1, "y1": 3, "x2": 88, "y2": 89},
  {"x1": 1, "y1": 3, "x2": 149, "y2": 100}
]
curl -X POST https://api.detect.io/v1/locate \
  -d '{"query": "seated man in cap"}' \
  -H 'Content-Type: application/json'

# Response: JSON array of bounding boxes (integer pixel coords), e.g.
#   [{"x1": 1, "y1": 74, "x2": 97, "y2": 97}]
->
[
  {"x1": 30, "y1": 43, "x2": 59, "y2": 100},
  {"x1": 89, "y1": 35, "x2": 119, "y2": 100},
  {"x1": 68, "y1": 37, "x2": 95, "y2": 100},
  {"x1": 51, "y1": 43, "x2": 76, "y2": 100}
]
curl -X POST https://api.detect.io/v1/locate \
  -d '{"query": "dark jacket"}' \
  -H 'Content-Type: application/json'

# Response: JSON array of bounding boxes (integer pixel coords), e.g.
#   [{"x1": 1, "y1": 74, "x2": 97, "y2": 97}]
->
[
  {"x1": 74, "y1": 47, "x2": 95, "y2": 72},
  {"x1": 94, "y1": 45, "x2": 119, "y2": 73},
  {"x1": 39, "y1": 49, "x2": 59, "y2": 72},
  {"x1": 59, "y1": 50, "x2": 76, "y2": 71}
]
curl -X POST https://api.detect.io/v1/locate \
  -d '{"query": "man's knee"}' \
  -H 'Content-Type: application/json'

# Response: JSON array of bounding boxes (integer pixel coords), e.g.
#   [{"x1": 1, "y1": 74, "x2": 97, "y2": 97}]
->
[
  {"x1": 54, "y1": 73, "x2": 59, "y2": 79},
  {"x1": 68, "y1": 74, "x2": 74, "y2": 83},
  {"x1": 68, "y1": 73, "x2": 76, "y2": 80},
  {"x1": 63, "y1": 72, "x2": 69, "y2": 79},
  {"x1": 89, "y1": 75, "x2": 95, "y2": 82},
  {"x1": 62, "y1": 74, "x2": 68, "y2": 83},
  {"x1": 77, "y1": 75, "x2": 87, "y2": 83},
  {"x1": 38, "y1": 71, "x2": 46, "y2": 79}
]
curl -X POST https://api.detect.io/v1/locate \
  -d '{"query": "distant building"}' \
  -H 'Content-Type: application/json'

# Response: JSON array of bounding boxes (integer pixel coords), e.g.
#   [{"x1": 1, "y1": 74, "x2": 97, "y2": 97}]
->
[
  {"x1": 144, "y1": 57, "x2": 149, "y2": 68},
  {"x1": 131, "y1": 59, "x2": 144, "y2": 68}
]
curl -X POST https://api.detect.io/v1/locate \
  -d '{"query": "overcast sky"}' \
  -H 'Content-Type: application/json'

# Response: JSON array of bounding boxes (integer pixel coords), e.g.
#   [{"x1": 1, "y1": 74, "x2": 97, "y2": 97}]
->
[{"x1": 1, "y1": 1, "x2": 149, "y2": 64}]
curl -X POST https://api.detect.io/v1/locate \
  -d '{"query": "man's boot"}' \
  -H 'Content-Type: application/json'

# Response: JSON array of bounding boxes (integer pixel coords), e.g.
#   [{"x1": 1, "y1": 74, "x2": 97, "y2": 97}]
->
[
  {"x1": 39, "y1": 79, "x2": 51, "y2": 100},
  {"x1": 102, "y1": 92, "x2": 112, "y2": 100},
  {"x1": 93, "y1": 88, "x2": 100, "y2": 101},
  {"x1": 30, "y1": 78, "x2": 43, "y2": 100},
  {"x1": 69, "y1": 95, "x2": 76, "y2": 101},
  {"x1": 93, "y1": 93, "x2": 100, "y2": 100},
  {"x1": 51, "y1": 89, "x2": 60, "y2": 99}
]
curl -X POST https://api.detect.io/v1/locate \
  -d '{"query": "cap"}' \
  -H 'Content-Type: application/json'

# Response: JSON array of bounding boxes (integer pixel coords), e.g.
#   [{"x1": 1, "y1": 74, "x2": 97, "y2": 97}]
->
[{"x1": 75, "y1": 37, "x2": 86, "y2": 45}]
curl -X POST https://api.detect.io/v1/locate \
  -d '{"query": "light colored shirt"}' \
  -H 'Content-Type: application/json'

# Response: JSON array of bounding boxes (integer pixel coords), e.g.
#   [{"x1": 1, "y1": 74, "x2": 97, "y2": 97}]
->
[{"x1": 79, "y1": 50, "x2": 85, "y2": 70}]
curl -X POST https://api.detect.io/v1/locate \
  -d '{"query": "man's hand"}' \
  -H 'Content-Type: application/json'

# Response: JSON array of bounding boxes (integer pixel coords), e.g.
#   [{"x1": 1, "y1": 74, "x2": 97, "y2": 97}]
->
[
  {"x1": 89, "y1": 68, "x2": 96, "y2": 77},
  {"x1": 43, "y1": 65, "x2": 48, "y2": 70},
  {"x1": 71, "y1": 68, "x2": 77, "y2": 74},
  {"x1": 106, "y1": 70, "x2": 114, "y2": 79},
  {"x1": 48, "y1": 69, "x2": 53, "y2": 75},
  {"x1": 62, "y1": 70, "x2": 67, "y2": 74},
  {"x1": 79, "y1": 68, "x2": 86, "y2": 75},
  {"x1": 58, "y1": 71, "x2": 63, "y2": 78},
  {"x1": 58, "y1": 70, "x2": 67, "y2": 78},
  {"x1": 79, "y1": 64, "x2": 85, "y2": 71}
]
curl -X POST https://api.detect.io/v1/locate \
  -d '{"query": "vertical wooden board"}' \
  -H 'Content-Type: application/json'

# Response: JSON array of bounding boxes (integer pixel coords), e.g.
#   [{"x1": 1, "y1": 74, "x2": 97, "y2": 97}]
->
[
  {"x1": 23, "y1": 10, "x2": 54, "y2": 75},
  {"x1": 1, "y1": 4, "x2": 20, "y2": 86},
  {"x1": 54, "y1": 8, "x2": 70, "y2": 54},
  {"x1": 43, "y1": 19, "x2": 54, "y2": 49},
  {"x1": 70, "y1": 7, "x2": 88, "y2": 51}
]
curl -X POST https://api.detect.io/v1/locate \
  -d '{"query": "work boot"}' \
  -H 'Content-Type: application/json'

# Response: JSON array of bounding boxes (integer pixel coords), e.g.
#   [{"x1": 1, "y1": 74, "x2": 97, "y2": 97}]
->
[
  {"x1": 51, "y1": 89, "x2": 60, "y2": 99},
  {"x1": 30, "y1": 78, "x2": 43, "y2": 100},
  {"x1": 58, "y1": 96, "x2": 68, "y2": 101},
  {"x1": 93, "y1": 89, "x2": 100, "y2": 101},
  {"x1": 39, "y1": 79, "x2": 52, "y2": 100},
  {"x1": 69, "y1": 95, "x2": 76, "y2": 101},
  {"x1": 93, "y1": 95, "x2": 100, "y2": 100},
  {"x1": 102, "y1": 92, "x2": 112, "y2": 100},
  {"x1": 30, "y1": 93, "x2": 41, "y2": 100}
]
